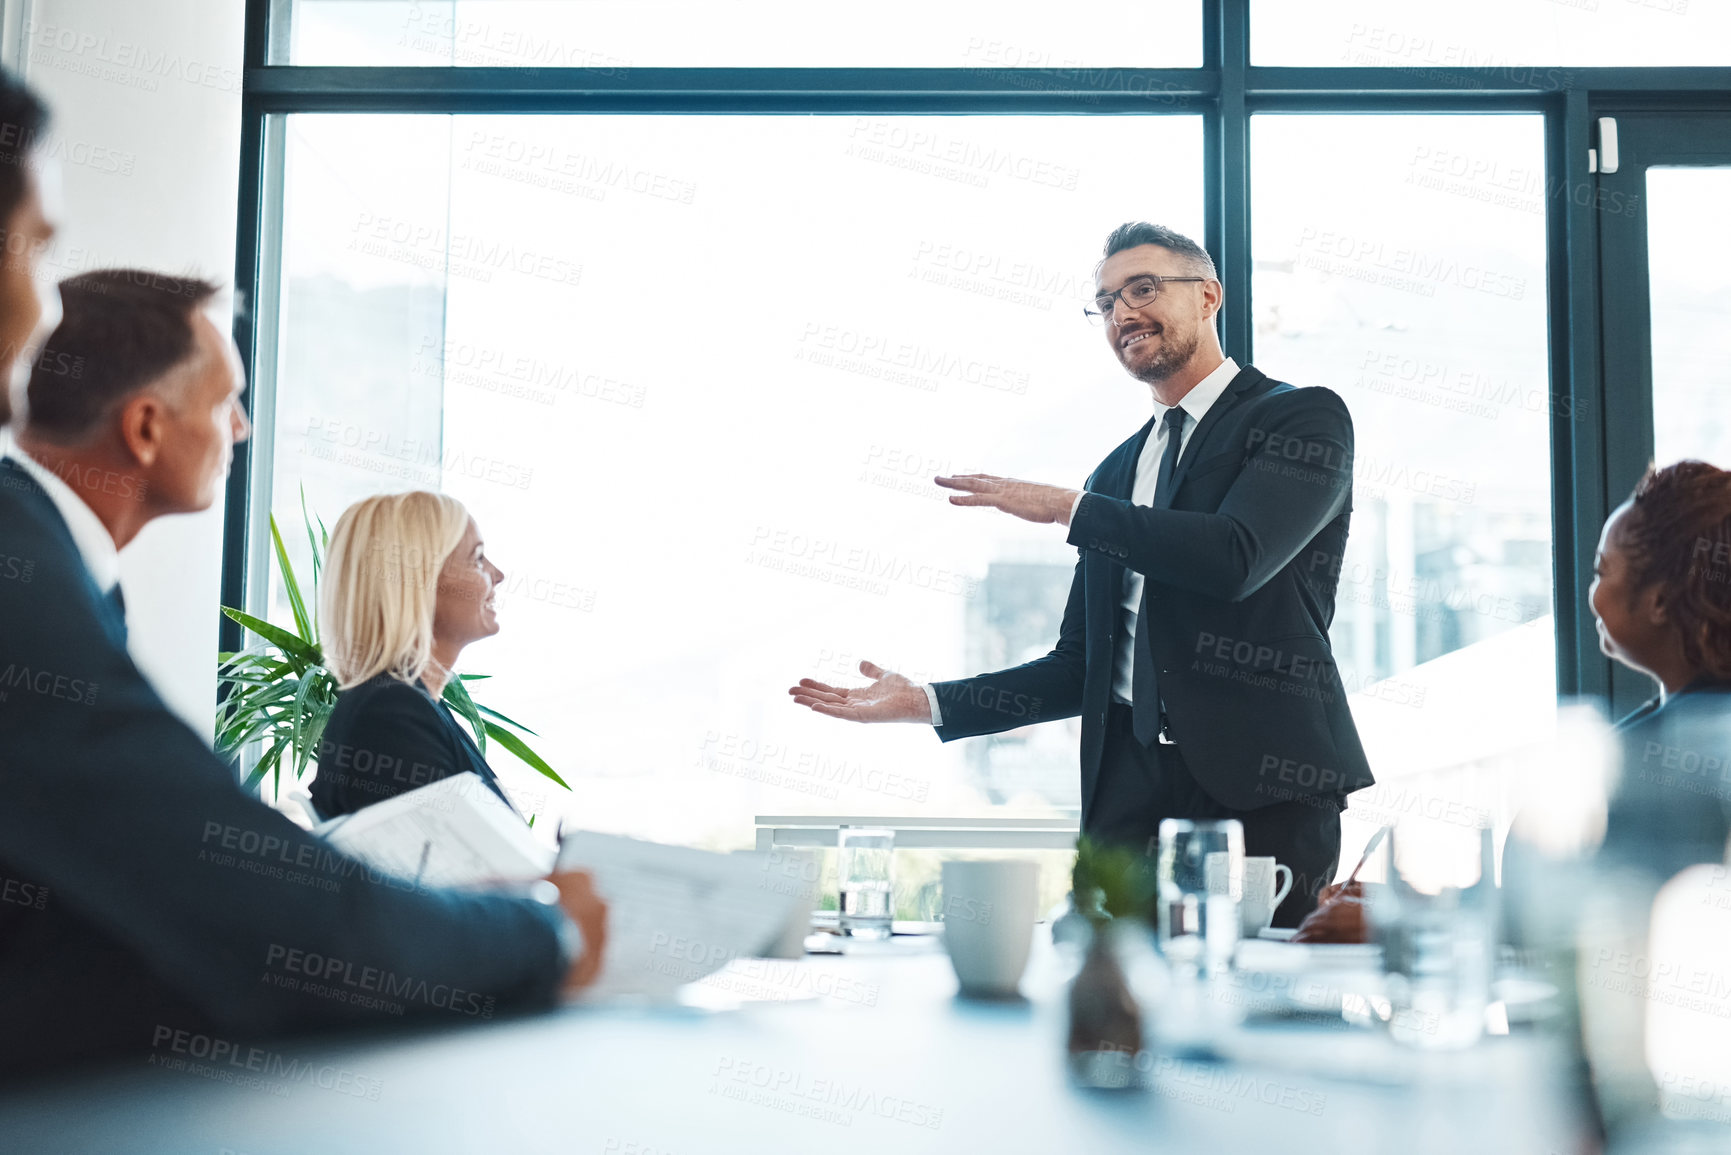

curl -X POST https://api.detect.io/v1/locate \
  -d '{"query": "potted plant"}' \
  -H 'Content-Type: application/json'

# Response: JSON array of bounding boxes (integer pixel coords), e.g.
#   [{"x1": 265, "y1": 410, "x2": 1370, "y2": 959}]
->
[{"x1": 215, "y1": 496, "x2": 567, "y2": 814}]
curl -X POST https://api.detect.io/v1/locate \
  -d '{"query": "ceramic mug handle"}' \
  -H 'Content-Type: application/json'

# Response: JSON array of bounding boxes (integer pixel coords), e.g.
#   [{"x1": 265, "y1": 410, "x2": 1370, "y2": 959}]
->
[{"x1": 1271, "y1": 864, "x2": 1293, "y2": 908}]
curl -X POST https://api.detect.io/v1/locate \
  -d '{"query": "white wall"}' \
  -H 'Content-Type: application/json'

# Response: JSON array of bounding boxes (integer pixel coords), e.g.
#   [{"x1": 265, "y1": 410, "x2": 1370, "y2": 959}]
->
[{"x1": 12, "y1": 0, "x2": 245, "y2": 734}]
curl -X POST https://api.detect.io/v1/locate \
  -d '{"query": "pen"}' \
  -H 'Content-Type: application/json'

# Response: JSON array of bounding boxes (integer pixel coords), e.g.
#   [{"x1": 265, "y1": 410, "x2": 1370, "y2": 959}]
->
[
  {"x1": 1344, "y1": 826, "x2": 1390, "y2": 886},
  {"x1": 414, "y1": 840, "x2": 432, "y2": 886}
]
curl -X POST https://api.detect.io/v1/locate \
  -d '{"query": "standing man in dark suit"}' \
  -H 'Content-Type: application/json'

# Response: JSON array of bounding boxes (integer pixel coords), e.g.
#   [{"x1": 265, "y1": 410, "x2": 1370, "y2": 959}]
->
[
  {"x1": 0, "y1": 252, "x2": 607, "y2": 1070},
  {"x1": 791, "y1": 222, "x2": 1373, "y2": 924}
]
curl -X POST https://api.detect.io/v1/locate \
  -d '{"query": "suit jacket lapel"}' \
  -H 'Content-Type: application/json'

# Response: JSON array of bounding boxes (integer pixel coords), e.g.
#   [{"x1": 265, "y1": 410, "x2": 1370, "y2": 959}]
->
[
  {"x1": 440, "y1": 702, "x2": 522, "y2": 815},
  {"x1": 0, "y1": 457, "x2": 125, "y2": 649},
  {"x1": 1099, "y1": 415, "x2": 1154, "y2": 500},
  {"x1": 1084, "y1": 418, "x2": 1151, "y2": 603},
  {"x1": 1156, "y1": 366, "x2": 1266, "y2": 510}
]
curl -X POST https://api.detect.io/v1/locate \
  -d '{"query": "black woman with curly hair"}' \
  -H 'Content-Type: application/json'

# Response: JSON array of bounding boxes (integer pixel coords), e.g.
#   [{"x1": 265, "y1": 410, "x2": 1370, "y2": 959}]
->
[{"x1": 1590, "y1": 459, "x2": 1731, "y2": 876}]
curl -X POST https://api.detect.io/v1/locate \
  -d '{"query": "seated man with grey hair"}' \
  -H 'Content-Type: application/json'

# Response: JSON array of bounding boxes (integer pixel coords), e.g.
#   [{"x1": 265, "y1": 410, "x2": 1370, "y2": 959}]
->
[{"x1": 0, "y1": 268, "x2": 607, "y2": 1075}]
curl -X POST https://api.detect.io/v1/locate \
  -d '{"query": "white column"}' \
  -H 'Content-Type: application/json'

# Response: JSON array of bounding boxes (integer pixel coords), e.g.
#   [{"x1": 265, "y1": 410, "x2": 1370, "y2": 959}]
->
[{"x1": 19, "y1": 0, "x2": 245, "y2": 736}]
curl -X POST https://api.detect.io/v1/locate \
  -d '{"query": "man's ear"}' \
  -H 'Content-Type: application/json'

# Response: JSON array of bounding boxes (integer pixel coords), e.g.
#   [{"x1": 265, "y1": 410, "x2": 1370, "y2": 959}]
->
[
  {"x1": 117, "y1": 391, "x2": 167, "y2": 467},
  {"x1": 1201, "y1": 278, "x2": 1224, "y2": 320}
]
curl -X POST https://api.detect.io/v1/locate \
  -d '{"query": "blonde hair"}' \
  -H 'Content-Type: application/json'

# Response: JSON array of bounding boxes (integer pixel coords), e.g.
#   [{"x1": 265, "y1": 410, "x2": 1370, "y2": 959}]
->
[{"x1": 320, "y1": 490, "x2": 471, "y2": 690}]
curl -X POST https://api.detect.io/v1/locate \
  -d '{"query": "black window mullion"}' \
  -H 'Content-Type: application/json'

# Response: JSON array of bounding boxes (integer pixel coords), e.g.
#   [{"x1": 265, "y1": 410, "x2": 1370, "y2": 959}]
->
[
  {"x1": 243, "y1": 0, "x2": 271, "y2": 70},
  {"x1": 238, "y1": 66, "x2": 1218, "y2": 115},
  {"x1": 221, "y1": 0, "x2": 276, "y2": 660},
  {"x1": 1209, "y1": 0, "x2": 1251, "y2": 363},
  {"x1": 1546, "y1": 88, "x2": 1607, "y2": 703}
]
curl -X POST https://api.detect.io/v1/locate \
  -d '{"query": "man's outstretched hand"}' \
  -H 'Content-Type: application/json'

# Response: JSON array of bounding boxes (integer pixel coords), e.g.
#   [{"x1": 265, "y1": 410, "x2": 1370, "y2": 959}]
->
[
  {"x1": 935, "y1": 474, "x2": 1081, "y2": 526},
  {"x1": 788, "y1": 660, "x2": 934, "y2": 724}
]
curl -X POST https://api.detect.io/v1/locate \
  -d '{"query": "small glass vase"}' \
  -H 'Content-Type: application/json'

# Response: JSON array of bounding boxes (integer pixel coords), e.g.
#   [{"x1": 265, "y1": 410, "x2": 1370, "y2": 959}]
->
[{"x1": 1066, "y1": 918, "x2": 1146, "y2": 1090}]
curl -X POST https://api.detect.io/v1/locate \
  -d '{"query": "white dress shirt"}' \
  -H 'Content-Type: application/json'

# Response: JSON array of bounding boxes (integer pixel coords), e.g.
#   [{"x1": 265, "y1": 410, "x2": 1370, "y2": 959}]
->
[
  {"x1": 0, "y1": 428, "x2": 124, "y2": 597},
  {"x1": 925, "y1": 357, "x2": 1240, "y2": 726},
  {"x1": 1108, "y1": 356, "x2": 1238, "y2": 704}
]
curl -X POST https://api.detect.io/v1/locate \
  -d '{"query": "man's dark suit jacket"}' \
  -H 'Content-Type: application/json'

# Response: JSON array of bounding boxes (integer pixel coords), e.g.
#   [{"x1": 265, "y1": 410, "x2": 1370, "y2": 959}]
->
[
  {"x1": 312, "y1": 672, "x2": 514, "y2": 820},
  {"x1": 932, "y1": 365, "x2": 1375, "y2": 828},
  {"x1": 0, "y1": 456, "x2": 568, "y2": 1077}
]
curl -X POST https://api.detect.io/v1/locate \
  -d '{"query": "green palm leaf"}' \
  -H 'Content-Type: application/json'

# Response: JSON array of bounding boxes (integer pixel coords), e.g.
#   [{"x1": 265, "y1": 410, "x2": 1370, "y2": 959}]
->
[
  {"x1": 482, "y1": 721, "x2": 569, "y2": 789},
  {"x1": 475, "y1": 702, "x2": 538, "y2": 736},
  {"x1": 442, "y1": 675, "x2": 489, "y2": 755},
  {"x1": 218, "y1": 713, "x2": 280, "y2": 756},
  {"x1": 243, "y1": 739, "x2": 286, "y2": 792},
  {"x1": 300, "y1": 485, "x2": 324, "y2": 601},
  {"x1": 289, "y1": 669, "x2": 324, "y2": 775},
  {"x1": 221, "y1": 608, "x2": 321, "y2": 666},
  {"x1": 269, "y1": 515, "x2": 313, "y2": 645}
]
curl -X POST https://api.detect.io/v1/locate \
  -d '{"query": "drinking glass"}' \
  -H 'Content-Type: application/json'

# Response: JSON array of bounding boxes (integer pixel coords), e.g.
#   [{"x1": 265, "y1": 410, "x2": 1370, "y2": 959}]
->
[
  {"x1": 1381, "y1": 825, "x2": 1497, "y2": 1049},
  {"x1": 1156, "y1": 818, "x2": 1244, "y2": 973},
  {"x1": 838, "y1": 826, "x2": 895, "y2": 939}
]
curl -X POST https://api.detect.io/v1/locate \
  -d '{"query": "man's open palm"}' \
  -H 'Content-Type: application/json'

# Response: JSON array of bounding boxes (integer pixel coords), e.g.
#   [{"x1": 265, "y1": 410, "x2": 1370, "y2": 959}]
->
[{"x1": 788, "y1": 660, "x2": 933, "y2": 724}]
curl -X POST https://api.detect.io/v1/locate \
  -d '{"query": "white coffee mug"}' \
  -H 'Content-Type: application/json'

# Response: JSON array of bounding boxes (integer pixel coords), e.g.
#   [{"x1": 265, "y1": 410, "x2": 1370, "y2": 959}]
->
[
  {"x1": 1202, "y1": 850, "x2": 1241, "y2": 900},
  {"x1": 941, "y1": 860, "x2": 1039, "y2": 997},
  {"x1": 1205, "y1": 853, "x2": 1293, "y2": 937},
  {"x1": 1238, "y1": 857, "x2": 1293, "y2": 936}
]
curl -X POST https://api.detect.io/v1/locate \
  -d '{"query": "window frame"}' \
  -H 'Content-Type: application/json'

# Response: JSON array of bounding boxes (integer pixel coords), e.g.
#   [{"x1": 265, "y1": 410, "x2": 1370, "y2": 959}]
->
[{"x1": 228, "y1": 0, "x2": 1731, "y2": 721}]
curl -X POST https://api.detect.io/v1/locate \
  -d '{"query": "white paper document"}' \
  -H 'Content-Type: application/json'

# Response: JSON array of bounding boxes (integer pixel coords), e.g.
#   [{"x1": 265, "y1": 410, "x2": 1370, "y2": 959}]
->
[
  {"x1": 315, "y1": 772, "x2": 554, "y2": 888},
  {"x1": 555, "y1": 832, "x2": 805, "y2": 1000}
]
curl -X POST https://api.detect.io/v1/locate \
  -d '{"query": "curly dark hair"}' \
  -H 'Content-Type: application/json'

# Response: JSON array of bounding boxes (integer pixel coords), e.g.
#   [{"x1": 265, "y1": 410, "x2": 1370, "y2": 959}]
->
[{"x1": 1619, "y1": 460, "x2": 1731, "y2": 681}]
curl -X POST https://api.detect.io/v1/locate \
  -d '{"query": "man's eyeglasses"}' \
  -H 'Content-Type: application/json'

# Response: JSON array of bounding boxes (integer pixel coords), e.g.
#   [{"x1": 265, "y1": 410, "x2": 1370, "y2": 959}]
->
[{"x1": 1082, "y1": 274, "x2": 1207, "y2": 325}]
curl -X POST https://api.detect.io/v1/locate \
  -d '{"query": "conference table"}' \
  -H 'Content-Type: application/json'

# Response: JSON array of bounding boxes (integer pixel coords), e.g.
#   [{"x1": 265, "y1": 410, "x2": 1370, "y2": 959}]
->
[{"x1": 0, "y1": 932, "x2": 1582, "y2": 1154}]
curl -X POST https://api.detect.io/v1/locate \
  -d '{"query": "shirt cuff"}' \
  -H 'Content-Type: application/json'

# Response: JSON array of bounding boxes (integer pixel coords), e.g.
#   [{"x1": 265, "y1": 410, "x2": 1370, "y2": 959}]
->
[
  {"x1": 551, "y1": 909, "x2": 586, "y2": 972},
  {"x1": 922, "y1": 684, "x2": 943, "y2": 727},
  {"x1": 525, "y1": 878, "x2": 586, "y2": 973},
  {"x1": 1069, "y1": 490, "x2": 1088, "y2": 525}
]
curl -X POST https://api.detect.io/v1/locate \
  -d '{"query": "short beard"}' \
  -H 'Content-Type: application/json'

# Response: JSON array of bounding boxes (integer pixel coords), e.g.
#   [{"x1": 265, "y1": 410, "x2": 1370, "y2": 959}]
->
[{"x1": 1125, "y1": 323, "x2": 1201, "y2": 385}]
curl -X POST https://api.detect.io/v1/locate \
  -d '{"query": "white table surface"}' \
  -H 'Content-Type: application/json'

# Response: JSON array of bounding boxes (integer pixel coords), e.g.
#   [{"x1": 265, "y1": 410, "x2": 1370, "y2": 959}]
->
[{"x1": 0, "y1": 934, "x2": 1582, "y2": 1154}]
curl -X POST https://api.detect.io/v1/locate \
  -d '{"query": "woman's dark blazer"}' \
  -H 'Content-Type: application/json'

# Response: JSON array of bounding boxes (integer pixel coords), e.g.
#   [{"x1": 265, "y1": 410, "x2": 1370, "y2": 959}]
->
[
  {"x1": 311, "y1": 672, "x2": 515, "y2": 821},
  {"x1": 1603, "y1": 679, "x2": 1731, "y2": 879}
]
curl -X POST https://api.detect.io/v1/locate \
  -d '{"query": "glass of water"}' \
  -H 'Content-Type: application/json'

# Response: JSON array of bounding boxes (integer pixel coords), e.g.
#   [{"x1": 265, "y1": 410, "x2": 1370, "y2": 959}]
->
[
  {"x1": 838, "y1": 826, "x2": 895, "y2": 939},
  {"x1": 1381, "y1": 825, "x2": 1497, "y2": 1049},
  {"x1": 1156, "y1": 818, "x2": 1244, "y2": 974}
]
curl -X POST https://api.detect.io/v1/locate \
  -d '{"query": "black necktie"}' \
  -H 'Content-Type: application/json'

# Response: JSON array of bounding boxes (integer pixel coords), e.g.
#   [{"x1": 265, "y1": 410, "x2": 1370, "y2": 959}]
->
[
  {"x1": 1131, "y1": 407, "x2": 1187, "y2": 745},
  {"x1": 105, "y1": 583, "x2": 127, "y2": 644}
]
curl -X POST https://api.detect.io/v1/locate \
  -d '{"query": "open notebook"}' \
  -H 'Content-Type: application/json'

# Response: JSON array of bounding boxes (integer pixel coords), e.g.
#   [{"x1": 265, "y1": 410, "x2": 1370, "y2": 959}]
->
[
  {"x1": 315, "y1": 774, "x2": 805, "y2": 997},
  {"x1": 556, "y1": 831, "x2": 805, "y2": 1000},
  {"x1": 314, "y1": 771, "x2": 554, "y2": 887}
]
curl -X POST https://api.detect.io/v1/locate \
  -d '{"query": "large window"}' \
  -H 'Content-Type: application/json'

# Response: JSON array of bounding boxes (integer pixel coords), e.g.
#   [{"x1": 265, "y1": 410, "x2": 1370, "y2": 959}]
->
[
  {"x1": 271, "y1": 113, "x2": 1203, "y2": 841},
  {"x1": 239, "y1": 1, "x2": 1731, "y2": 861},
  {"x1": 275, "y1": 1, "x2": 1203, "y2": 67},
  {"x1": 1649, "y1": 167, "x2": 1731, "y2": 467},
  {"x1": 1252, "y1": 0, "x2": 1731, "y2": 67},
  {"x1": 1252, "y1": 114, "x2": 1555, "y2": 869}
]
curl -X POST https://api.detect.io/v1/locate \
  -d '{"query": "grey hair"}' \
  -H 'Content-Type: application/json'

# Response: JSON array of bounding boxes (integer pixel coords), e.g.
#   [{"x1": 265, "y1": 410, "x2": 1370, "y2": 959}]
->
[{"x1": 1098, "y1": 222, "x2": 1218, "y2": 281}]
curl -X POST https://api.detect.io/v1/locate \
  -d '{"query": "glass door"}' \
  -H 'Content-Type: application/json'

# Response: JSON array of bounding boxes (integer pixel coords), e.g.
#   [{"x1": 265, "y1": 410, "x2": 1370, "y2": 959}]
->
[{"x1": 1598, "y1": 114, "x2": 1731, "y2": 716}]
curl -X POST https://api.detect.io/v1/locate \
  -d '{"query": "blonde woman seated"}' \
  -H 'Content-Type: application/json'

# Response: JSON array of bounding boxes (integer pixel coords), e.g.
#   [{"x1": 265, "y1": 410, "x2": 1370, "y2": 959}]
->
[{"x1": 311, "y1": 490, "x2": 518, "y2": 821}]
